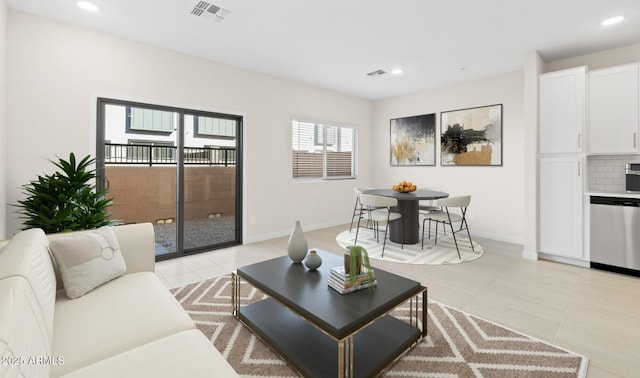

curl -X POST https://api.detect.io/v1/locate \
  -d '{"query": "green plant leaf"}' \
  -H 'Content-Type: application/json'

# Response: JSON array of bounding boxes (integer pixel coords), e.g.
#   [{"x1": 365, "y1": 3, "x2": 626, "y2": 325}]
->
[{"x1": 13, "y1": 153, "x2": 116, "y2": 233}]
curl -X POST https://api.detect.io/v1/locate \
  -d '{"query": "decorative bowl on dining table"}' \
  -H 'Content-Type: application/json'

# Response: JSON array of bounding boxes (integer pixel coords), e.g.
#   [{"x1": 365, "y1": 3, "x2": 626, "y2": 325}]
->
[{"x1": 392, "y1": 180, "x2": 417, "y2": 193}]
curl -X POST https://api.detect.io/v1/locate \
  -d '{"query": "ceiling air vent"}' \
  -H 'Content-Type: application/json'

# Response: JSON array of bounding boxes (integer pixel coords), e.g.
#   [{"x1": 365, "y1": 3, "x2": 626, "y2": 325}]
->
[
  {"x1": 191, "y1": 1, "x2": 230, "y2": 22},
  {"x1": 366, "y1": 69, "x2": 388, "y2": 77}
]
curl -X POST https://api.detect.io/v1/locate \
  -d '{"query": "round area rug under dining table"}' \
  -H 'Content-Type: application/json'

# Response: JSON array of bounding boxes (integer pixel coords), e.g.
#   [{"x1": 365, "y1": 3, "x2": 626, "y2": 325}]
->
[{"x1": 335, "y1": 228, "x2": 483, "y2": 265}]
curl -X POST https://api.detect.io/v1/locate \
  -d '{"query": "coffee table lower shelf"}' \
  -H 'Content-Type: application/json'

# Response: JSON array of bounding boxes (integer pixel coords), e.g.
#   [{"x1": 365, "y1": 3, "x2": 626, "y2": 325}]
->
[{"x1": 239, "y1": 297, "x2": 421, "y2": 378}]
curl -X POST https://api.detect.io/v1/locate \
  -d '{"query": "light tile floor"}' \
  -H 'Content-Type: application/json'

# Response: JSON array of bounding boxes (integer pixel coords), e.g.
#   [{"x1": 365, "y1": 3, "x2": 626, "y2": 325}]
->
[{"x1": 155, "y1": 224, "x2": 640, "y2": 378}]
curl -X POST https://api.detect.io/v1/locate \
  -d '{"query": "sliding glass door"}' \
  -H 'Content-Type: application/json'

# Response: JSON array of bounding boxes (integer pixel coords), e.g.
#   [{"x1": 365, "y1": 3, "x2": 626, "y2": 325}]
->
[{"x1": 97, "y1": 98, "x2": 242, "y2": 260}]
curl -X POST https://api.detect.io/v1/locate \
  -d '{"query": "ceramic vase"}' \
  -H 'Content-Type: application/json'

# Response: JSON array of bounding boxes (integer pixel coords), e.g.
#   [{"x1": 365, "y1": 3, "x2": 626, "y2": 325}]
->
[
  {"x1": 304, "y1": 250, "x2": 322, "y2": 270},
  {"x1": 287, "y1": 220, "x2": 308, "y2": 263}
]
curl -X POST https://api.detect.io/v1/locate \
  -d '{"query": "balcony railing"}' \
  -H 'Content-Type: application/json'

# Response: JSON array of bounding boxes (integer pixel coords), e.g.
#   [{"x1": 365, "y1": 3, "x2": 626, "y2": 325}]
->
[{"x1": 105, "y1": 143, "x2": 236, "y2": 166}]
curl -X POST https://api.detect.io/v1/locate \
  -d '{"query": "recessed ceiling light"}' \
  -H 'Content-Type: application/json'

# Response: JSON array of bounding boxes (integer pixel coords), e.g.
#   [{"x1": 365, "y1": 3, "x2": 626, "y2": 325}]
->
[
  {"x1": 77, "y1": 1, "x2": 99, "y2": 12},
  {"x1": 391, "y1": 68, "x2": 403, "y2": 75},
  {"x1": 601, "y1": 16, "x2": 624, "y2": 26}
]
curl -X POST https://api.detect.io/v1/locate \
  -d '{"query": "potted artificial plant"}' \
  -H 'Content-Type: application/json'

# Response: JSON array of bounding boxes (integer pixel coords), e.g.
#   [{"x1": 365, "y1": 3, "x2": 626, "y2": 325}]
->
[
  {"x1": 15, "y1": 153, "x2": 119, "y2": 233},
  {"x1": 344, "y1": 245, "x2": 375, "y2": 287}
]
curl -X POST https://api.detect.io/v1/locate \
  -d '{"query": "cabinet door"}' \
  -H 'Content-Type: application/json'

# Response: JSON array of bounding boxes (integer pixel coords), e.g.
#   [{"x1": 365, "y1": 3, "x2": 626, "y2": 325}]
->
[
  {"x1": 539, "y1": 157, "x2": 584, "y2": 259},
  {"x1": 588, "y1": 64, "x2": 639, "y2": 154},
  {"x1": 539, "y1": 67, "x2": 586, "y2": 154}
]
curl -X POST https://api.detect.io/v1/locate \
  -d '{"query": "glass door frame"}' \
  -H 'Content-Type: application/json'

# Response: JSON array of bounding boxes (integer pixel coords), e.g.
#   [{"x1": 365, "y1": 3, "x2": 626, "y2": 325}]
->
[{"x1": 96, "y1": 98, "x2": 243, "y2": 261}]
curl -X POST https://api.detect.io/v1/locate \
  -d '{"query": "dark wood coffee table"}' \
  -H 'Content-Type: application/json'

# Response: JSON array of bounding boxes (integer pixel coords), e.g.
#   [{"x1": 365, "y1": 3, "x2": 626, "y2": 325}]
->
[{"x1": 232, "y1": 249, "x2": 427, "y2": 377}]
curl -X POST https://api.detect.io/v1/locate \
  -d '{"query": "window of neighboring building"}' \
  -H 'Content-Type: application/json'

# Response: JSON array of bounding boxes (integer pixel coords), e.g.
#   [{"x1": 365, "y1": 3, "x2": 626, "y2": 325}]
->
[
  {"x1": 292, "y1": 119, "x2": 357, "y2": 180},
  {"x1": 314, "y1": 124, "x2": 337, "y2": 146},
  {"x1": 127, "y1": 107, "x2": 175, "y2": 133},
  {"x1": 195, "y1": 116, "x2": 236, "y2": 139}
]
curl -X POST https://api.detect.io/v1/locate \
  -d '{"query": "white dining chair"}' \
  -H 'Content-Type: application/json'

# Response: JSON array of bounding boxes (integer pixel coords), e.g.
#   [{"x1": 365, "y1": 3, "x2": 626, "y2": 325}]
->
[
  {"x1": 349, "y1": 187, "x2": 373, "y2": 232},
  {"x1": 418, "y1": 188, "x2": 442, "y2": 213},
  {"x1": 418, "y1": 187, "x2": 442, "y2": 213},
  {"x1": 421, "y1": 195, "x2": 474, "y2": 258},
  {"x1": 354, "y1": 194, "x2": 403, "y2": 258},
  {"x1": 419, "y1": 187, "x2": 445, "y2": 237}
]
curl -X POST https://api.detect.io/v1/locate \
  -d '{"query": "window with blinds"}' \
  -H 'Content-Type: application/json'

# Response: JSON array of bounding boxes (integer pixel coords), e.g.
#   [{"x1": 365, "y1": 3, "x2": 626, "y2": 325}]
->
[{"x1": 292, "y1": 119, "x2": 356, "y2": 180}]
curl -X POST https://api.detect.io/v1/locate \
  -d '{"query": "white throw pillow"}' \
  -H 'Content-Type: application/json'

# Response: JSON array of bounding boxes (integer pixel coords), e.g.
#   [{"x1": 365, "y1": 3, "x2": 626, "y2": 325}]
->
[{"x1": 49, "y1": 226, "x2": 126, "y2": 299}]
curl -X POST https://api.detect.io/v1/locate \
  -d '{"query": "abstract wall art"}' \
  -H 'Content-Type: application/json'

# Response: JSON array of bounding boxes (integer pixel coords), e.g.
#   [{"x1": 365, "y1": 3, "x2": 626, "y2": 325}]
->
[
  {"x1": 440, "y1": 104, "x2": 503, "y2": 166},
  {"x1": 390, "y1": 113, "x2": 436, "y2": 166}
]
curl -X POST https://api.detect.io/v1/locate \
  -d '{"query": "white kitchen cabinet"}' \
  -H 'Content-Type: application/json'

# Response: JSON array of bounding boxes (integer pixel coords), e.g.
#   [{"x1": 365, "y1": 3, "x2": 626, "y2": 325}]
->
[
  {"x1": 539, "y1": 156, "x2": 584, "y2": 260},
  {"x1": 588, "y1": 64, "x2": 640, "y2": 154},
  {"x1": 539, "y1": 67, "x2": 586, "y2": 154}
]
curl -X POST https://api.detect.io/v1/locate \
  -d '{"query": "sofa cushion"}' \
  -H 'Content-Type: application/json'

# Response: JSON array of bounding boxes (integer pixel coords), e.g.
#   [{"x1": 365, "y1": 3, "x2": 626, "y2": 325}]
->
[
  {"x1": 47, "y1": 223, "x2": 156, "y2": 278},
  {"x1": 60, "y1": 329, "x2": 238, "y2": 378},
  {"x1": 50, "y1": 272, "x2": 195, "y2": 377},
  {"x1": 49, "y1": 226, "x2": 126, "y2": 299}
]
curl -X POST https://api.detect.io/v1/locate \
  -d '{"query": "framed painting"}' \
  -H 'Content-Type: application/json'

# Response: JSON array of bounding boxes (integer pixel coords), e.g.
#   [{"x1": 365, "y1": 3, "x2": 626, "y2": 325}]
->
[
  {"x1": 390, "y1": 113, "x2": 436, "y2": 166},
  {"x1": 440, "y1": 104, "x2": 503, "y2": 166}
]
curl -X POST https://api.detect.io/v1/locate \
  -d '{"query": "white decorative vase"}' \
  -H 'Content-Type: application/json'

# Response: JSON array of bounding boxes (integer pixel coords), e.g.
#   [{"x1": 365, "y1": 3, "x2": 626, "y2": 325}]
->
[{"x1": 287, "y1": 220, "x2": 308, "y2": 263}]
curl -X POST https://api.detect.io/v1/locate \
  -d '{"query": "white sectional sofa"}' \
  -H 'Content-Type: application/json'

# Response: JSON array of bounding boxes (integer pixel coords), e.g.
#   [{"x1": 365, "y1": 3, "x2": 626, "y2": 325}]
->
[{"x1": 0, "y1": 223, "x2": 238, "y2": 377}]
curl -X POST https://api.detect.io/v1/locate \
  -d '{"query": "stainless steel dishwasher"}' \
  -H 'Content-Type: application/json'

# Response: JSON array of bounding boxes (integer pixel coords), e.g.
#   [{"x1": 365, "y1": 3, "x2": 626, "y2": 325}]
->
[{"x1": 590, "y1": 196, "x2": 640, "y2": 277}]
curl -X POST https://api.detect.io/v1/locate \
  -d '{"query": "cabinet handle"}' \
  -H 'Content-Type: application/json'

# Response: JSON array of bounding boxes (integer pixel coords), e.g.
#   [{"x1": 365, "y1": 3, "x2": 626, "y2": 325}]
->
[
  {"x1": 577, "y1": 133, "x2": 581, "y2": 150},
  {"x1": 635, "y1": 132, "x2": 637, "y2": 149},
  {"x1": 578, "y1": 162, "x2": 581, "y2": 177}
]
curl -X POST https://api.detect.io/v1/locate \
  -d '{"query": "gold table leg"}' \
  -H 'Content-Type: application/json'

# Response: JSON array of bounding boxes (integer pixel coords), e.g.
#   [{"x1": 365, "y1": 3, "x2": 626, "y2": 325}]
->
[
  {"x1": 422, "y1": 289, "x2": 428, "y2": 337},
  {"x1": 407, "y1": 289, "x2": 428, "y2": 338},
  {"x1": 338, "y1": 335, "x2": 354, "y2": 378},
  {"x1": 231, "y1": 271, "x2": 240, "y2": 318}
]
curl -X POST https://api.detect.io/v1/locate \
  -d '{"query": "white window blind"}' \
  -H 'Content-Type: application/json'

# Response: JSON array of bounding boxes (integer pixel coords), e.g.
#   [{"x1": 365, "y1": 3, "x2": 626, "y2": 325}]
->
[{"x1": 292, "y1": 119, "x2": 356, "y2": 180}]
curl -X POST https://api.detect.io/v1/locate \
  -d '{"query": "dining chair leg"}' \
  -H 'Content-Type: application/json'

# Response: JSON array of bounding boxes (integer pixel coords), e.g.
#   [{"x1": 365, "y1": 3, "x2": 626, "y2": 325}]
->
[
  {"x1": 449, "y1": 221, "x2": 461, "y2": 259},
  {"x1": 422, "y1": 218, "x2": 424, "y2": 249},
  {"x1": 465, "y1": 221, "x2": 475, "y2": 253},
  {"x1": 349, "y1": 199, "x2": 361, "y2": 232},
  {"x1": 382, "y1": 213, "x2": 391, "y2": 258},
  {"x1": 354, "y1": 214, "x2": 362, "y2": 245}
]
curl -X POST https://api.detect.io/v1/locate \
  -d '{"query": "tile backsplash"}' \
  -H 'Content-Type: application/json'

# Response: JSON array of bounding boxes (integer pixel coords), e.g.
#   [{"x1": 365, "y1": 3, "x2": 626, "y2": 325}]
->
[{"x1": 587, "y1": 155, "x2": 640, "y2": 192}]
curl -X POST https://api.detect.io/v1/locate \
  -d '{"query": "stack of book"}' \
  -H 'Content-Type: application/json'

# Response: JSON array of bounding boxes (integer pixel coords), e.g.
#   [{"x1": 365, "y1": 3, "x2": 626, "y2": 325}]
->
[{"x1": 328, "y1": 266, "x2": 377, "y2": 294}]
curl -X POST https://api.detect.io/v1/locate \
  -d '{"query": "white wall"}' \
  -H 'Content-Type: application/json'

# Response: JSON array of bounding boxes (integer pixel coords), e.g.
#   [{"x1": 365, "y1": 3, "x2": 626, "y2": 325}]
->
[
  {"x1": 373, "y1": 72, "x2": 525, "y2": 244},
  {"x1": 5, "y1": 11, "x2": 374, "y2": 240},
  {"x1": 0, "y1": 0, "x2": 6, "y2": 239}
]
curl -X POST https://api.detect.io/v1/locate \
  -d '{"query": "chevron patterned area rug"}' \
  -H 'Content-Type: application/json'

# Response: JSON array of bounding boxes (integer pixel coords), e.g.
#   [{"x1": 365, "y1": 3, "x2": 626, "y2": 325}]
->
[
  {"x1": 336, "y1": 228, "x2": 484, "y2": 265},
  {"x1": 171, "y1": 275, "x2": 588, "y2": 377}
]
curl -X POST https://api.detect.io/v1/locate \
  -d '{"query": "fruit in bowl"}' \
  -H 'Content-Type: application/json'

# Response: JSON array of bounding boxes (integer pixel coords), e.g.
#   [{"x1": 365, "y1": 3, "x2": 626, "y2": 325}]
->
[{"x1": 392, "y1": 181, "x2": 417, "y2": 193}]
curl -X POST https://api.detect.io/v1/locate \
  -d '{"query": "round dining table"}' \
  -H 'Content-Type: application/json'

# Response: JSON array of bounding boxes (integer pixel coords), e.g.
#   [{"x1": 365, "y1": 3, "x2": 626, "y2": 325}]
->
[{"x1": 363, "y1": 189, "x2": 449, "y2": 244}]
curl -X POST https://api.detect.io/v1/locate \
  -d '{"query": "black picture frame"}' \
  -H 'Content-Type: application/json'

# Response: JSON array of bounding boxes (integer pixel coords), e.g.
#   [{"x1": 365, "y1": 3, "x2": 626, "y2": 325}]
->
[
  {"x1": 390, "y1": 113, "x2": 436, "y2": 166},
  {"x1": 440, "y1": 104, "x2": 503, "y2": 166}
]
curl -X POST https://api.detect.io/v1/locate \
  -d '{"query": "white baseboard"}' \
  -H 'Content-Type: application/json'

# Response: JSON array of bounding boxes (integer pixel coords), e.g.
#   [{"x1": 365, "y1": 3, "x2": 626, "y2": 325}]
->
[
  {"x1": 244, "y1": 218, "x2": 526, "y2": 249},
  {"x1": 537, "y1": 252, "x2": 590, "y2": 267},
  {"x1": 521, "y1": 249, "x2": 539, "y2": 261},
  {"x1": 243, "y1": 218, "x2": 351, "y2": 244},
  {"x1": 469, "y1": 230, "x2": 524, "y2": 246}
]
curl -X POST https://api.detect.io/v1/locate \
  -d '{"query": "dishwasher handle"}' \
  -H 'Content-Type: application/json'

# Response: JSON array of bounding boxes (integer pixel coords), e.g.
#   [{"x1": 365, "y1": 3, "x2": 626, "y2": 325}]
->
[{"x1": 591, "y1": 196, "x2": 640, "y2": 207}]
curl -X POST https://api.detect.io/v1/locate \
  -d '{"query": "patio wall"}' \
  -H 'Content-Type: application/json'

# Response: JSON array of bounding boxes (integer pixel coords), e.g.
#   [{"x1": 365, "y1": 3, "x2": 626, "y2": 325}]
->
[{"x1": 105, "y1": 165, "x2": 236, "y2": 224}]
